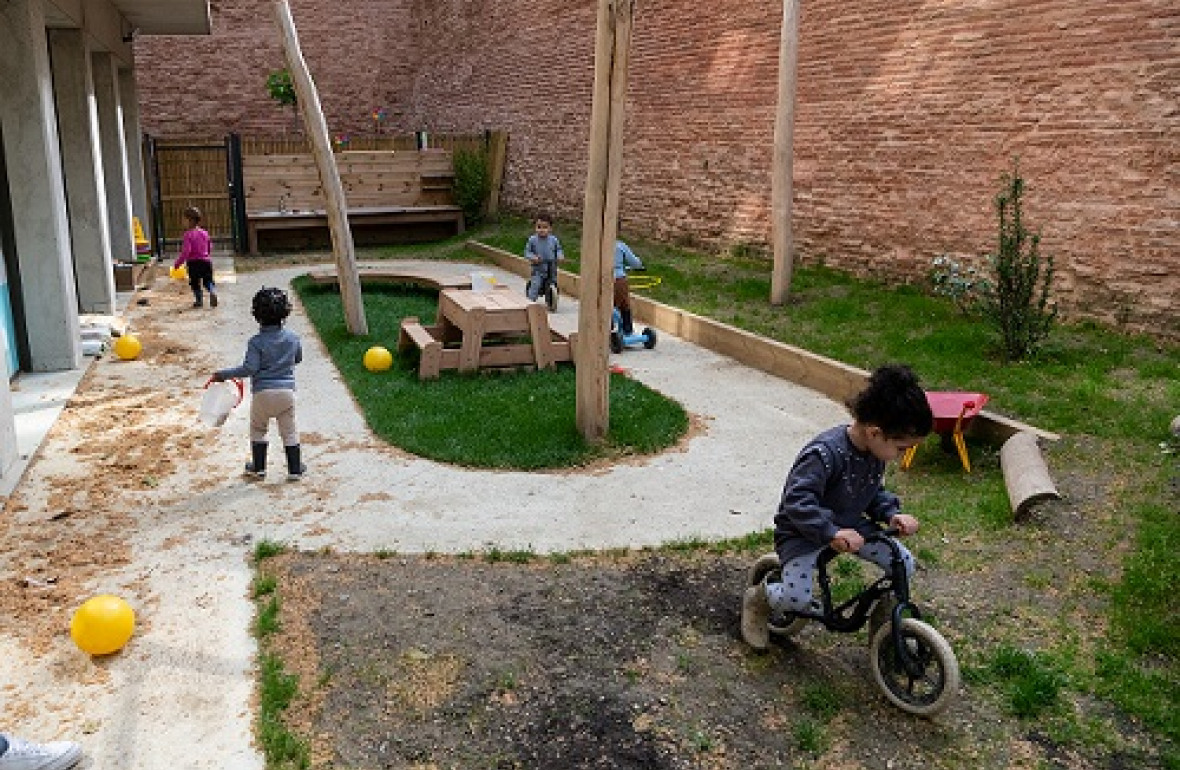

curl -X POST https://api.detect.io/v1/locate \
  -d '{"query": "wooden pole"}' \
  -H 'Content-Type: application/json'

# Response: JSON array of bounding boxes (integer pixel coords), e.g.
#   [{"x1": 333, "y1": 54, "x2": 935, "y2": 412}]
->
[
  {"x1": 770, "y1": 0, "x2": 800, "y2": 305},
  {"x1": 485, "y1": 130, "x2": 509, "y2": 220},
  {"x1": 576, "y1": 0, "x2": 634, "y2": 442},
  {"x1": 274, "y1": 0, "x2": 367, "y2": 335}
]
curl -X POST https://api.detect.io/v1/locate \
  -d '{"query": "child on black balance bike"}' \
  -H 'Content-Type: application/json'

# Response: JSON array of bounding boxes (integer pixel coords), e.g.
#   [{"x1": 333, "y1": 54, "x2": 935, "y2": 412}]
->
[{"x1": 741, "y1": 364, "x2": 959, "y2": 716}]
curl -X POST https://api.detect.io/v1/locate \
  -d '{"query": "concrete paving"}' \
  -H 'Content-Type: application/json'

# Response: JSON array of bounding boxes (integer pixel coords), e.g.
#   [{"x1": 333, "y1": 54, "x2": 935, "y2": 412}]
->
[{"x1": 0, "y1": 259, "x2": 847, "y2": 768}]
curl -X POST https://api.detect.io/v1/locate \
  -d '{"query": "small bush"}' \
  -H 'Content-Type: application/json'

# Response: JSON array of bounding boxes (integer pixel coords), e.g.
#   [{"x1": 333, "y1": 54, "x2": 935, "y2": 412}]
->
[
  {"x1": 979, "y1": 160, "x2": 1057, "y2": 360},
  {"x1": 452, "y1": 146, "x2": 491, "y2": 226},
  {"x1": 265, "y1": 69, "x2": 296, "y2": 107},
  {"x1": 930, "y1": 254, "x2": 991, "y2": 315}
]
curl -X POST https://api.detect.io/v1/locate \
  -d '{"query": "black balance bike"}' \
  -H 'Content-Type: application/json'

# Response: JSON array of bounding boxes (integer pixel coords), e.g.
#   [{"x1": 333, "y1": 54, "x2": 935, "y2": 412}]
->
[{"x1": 747, "y1": 528, "x2": 960, "y2": 716}]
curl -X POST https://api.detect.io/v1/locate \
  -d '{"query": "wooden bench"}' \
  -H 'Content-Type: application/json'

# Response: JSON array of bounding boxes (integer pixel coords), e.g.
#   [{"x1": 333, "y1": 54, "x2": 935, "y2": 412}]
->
[
  {"x1": 397, "y1": 316, "x2": 445, "y2": 379},
  {"x1": 243, "y1": 150, "x2": 465, "y2": 254},
  {"x1": 304, "y1": 265, "x2": 473, "y2": 292}
]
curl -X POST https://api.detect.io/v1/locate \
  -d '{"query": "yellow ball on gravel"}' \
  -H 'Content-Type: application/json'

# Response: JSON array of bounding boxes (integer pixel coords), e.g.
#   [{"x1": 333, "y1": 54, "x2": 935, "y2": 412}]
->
[
  {"x1": 363, "y1": 346, "x2": 394, "y2": 373},
  {"x1": 113, "y1": 334, "x2": 142, "y2": 360},
  {"x1": 71, "y1": 594, "x2": 136, "y2": 656}
]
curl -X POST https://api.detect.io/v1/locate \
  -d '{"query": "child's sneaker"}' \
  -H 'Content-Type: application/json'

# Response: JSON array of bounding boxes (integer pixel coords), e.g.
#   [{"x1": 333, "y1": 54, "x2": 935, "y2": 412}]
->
[
  {"x1": 0, "y1": 734, "x2": 83, "y2": 770},
  {"x1": 285, "y1": 464, "x2": 306, "y2": 482},
  {"x1": 243, "y1": 462, "x2": 265, "y2": 480}
]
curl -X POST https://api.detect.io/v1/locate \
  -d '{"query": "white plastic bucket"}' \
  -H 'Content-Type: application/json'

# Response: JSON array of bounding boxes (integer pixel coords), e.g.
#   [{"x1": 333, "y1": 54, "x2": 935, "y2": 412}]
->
[
  {"x1": 470, "y1": 271, "x2": 497, "y2": 292},
  {"x1": 200, "y1": 378, "x2": 244, "y2": 427}
]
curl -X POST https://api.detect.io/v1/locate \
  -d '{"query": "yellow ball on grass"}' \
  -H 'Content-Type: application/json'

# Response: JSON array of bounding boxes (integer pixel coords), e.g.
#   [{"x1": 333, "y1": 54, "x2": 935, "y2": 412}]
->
[
  {"x1": 70, "y1": 594, "x2": 136, "y2": 656},
  {"x1": 363, "y1": 346, "x2": 393, "y2": 373},
  {"x1": 113, "y1": 334, "x2": 142, "y2": 360}
]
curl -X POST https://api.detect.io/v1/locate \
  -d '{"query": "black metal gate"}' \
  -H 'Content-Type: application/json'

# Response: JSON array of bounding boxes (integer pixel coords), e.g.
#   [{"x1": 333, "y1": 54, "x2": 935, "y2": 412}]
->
[{"x1": 144, "y1": 134, "x2": 248, "y2": 256}]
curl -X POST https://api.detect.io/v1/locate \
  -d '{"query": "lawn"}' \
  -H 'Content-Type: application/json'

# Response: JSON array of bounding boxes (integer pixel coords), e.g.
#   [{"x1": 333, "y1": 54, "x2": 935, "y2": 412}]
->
[{"x1": 251, "y1": 218, "x2": 1178, "y2": 768}]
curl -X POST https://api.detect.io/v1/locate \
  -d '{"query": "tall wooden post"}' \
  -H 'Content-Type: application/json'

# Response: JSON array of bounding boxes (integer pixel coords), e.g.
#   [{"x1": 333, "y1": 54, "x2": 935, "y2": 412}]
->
[
  {"x1": 274, "y1": 0, "x2": 367, "y2": 334},
  {"x1": 576, "y1": 0, "x2": 634, "y2": 442},
  {"x1": 770, "y1": 0, "x2": 801, "y2": 305}
]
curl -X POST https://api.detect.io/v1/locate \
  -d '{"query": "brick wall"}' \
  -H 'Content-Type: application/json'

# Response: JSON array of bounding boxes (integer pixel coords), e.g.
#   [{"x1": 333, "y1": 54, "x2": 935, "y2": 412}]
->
[{"x1": 134, "y1": 0, "x2": 1179, "y2": 336}]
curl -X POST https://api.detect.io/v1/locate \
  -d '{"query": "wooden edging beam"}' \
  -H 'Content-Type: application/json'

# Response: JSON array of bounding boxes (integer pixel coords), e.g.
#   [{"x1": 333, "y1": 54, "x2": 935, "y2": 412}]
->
[{"x1": 465, "y1": 240, "x2": 1059, "y2": 444}]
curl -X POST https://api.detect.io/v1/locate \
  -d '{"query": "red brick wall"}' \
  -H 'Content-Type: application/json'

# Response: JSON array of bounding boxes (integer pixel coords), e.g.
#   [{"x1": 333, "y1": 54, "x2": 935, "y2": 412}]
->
[
  {"x1": 134, "y1": 0, "x2": 1179, "y2": 336},
  {"x1": 135, "y1": 0, "x2": 416, "y2": 137}
]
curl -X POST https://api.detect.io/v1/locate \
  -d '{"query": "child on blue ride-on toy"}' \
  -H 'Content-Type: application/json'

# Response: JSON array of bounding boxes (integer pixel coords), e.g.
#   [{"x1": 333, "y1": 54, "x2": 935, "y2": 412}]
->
[{"x1": 610, "y1": 240, "x2": 656, "y2": 352}]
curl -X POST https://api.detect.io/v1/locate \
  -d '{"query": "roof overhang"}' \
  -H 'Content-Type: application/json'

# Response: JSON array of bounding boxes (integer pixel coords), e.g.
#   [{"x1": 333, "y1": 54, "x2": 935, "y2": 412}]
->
[
  {"x1": 43, "y1": 0, "x2": 211, "y2": 37},
  {"x1": 42, "y1": 0, "x2": 210, "y2": 66}
]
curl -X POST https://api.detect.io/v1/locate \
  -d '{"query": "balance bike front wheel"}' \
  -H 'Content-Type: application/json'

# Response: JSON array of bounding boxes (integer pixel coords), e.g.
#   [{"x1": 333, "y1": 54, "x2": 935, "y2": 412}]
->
[
  {"x1": 642, "y1": 327, "x2": 657, "y2": 349},
  {"x1": 546, "y1": 283, "x2": 559, "y2": 312},
  {"x1": 869, "y1": 618, "x2": 959, "y2": 716}
]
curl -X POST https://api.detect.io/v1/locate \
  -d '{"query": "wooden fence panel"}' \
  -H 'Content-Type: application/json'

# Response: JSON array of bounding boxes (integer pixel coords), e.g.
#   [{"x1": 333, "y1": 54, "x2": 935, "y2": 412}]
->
[{"x1": 151, "y1": 138, "x2": 233, "y2": 249}]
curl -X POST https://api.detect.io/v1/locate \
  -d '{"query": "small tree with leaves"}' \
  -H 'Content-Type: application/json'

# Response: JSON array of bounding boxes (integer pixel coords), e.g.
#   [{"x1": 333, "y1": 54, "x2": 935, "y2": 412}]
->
[
  {"x1": 980, "y1": 161, "x2": 1057, "y2": 361},
  {"x1": 266, "y1": 69, "x2": 299, "y2": 133},
  {"x1": 452, "y1": 146, "x2": 491, "y2": 227}
]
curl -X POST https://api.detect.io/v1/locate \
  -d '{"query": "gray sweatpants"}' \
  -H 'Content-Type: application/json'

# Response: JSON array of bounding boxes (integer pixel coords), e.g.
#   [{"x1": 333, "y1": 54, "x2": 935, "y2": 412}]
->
[
  {"x1": 526, "y1": 260, "x2": 557, "y2": 301},
  {"x1": 766, "y1": 539, "x2": 915, "y2": 614}
]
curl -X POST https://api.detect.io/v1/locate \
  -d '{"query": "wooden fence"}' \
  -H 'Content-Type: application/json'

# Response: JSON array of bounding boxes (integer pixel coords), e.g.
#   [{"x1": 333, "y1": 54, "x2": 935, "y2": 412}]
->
[{"x1": 145, "y1": 131, "x2": 506, "y2": 255}]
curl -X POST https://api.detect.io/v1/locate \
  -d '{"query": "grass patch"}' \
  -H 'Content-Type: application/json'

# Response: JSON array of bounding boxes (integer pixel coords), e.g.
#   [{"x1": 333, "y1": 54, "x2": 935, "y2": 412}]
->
[
  {"x1": 292, "y1": 279, "x2": 689, "y2": 469},
  {"x1": 974, "y1": 645, "x2": 1068, "y2": 718}
]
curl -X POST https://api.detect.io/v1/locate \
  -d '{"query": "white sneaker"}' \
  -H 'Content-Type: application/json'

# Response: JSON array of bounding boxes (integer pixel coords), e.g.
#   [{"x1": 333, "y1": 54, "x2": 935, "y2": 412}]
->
[{"x1": 0, "y1": 735, "x2": 82, "y2": 770}]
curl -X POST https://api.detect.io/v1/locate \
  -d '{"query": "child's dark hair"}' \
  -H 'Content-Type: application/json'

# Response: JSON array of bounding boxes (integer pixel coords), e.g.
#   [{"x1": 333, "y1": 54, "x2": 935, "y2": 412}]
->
[
  {"x1": 848, "y1": 364, "x2": 933, "y2": 438},
  {"x1": 252, "y1": 286, "x2": 291, "y2": 325},
  {"x1": 183, "y1": 206, "x2": 203, "y2": 224},
  {"x1": 534, "y1": 213, "x2": 552, "y2": 226}
]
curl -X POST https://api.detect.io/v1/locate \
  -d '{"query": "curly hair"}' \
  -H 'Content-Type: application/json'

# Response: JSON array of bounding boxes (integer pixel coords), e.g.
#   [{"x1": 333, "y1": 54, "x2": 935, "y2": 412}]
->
[
  {"x1": 847, "y1": 364, "x2": 933, "y2": 438},
  {"x1": 252, "y1": 286, "x2": 291, "y2": 325},
  {"x1": 183, "y1": 206, "x2": 202, "y2": 224}
]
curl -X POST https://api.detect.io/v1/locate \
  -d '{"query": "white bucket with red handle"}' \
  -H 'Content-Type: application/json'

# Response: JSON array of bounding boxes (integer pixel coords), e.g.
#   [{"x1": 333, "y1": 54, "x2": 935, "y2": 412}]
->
[{"x1": 200, "y1": 378, "x2": 245, "y2": 427}]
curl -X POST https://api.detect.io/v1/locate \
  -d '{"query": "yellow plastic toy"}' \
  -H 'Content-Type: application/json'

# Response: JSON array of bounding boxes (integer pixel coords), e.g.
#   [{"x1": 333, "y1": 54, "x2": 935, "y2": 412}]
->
[
  {"x1": 363, "y1": 346, "x2": 394, "y2": 372},
  {"x1": 113, "y1": 334, "x2": 142, "y2": 360},
  {"x1": 170, "y1": 265, "x2": 188, "y2": 282},
  {"x1": 70, "y1": 594, "x2": 136, "y2": 655}
]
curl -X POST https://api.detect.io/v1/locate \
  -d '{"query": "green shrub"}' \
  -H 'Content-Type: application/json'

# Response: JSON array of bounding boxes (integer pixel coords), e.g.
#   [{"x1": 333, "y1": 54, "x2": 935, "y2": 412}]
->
[
  {"x1": 979, "y1": 160, "x2": 1057, "y2": 360},
  {"x1": 265, "y1": 69, "x2": 296, "y2": 107},
  {"x1": 452, "y1": 146, "x2": 491, "y2": 226}
]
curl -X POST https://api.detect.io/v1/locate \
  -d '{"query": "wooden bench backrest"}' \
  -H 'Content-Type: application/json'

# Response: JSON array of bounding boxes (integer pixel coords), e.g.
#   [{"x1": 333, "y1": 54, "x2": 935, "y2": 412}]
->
[{"x1": 242, "y1": 150, "x2": 455, "y2": 214}]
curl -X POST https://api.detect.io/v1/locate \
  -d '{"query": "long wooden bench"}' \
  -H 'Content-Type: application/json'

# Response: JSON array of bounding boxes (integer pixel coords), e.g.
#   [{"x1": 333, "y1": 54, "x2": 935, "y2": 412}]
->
[
  {"x1": 243, "y1": 150, "x2": 465, "y2": 254},
  {"x1": 304, "y1": 265, "x2": 473, "y2": 292}
]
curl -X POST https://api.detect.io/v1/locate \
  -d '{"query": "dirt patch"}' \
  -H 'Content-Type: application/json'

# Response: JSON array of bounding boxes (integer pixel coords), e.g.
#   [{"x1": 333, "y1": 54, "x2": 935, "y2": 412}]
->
[{"x1": 261, "y1": 549, "x2": 1165, "y2": 770}]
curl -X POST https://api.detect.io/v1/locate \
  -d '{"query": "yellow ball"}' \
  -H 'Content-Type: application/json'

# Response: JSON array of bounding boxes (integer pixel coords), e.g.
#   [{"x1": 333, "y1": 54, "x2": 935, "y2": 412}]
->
[
  {"x1": 70, "y1": 594, "x2": 136, "y2": 656},
  {"x1": 363, "y1": 345, "x2": 393, "y2": 372},
  {"x1": 113, "y1": 334, "x2": 142, "y2": 360}
]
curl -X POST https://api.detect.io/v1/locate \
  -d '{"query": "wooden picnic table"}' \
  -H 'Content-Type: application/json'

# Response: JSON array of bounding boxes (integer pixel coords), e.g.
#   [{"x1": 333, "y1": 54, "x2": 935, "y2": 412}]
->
[{"x1": 397, "y1": 288, "x2": 576, "y2": 379}]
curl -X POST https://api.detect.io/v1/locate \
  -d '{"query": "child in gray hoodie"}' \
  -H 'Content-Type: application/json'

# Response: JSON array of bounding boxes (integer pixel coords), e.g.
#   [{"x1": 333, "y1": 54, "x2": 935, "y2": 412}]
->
[{"x1": 211, "y1": 286, "x2": 305, "y2": 481}]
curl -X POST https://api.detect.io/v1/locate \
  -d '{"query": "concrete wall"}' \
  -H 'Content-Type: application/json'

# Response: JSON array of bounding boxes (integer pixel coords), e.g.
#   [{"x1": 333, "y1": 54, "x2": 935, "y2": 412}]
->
[{"x1": 134, "y1": 0, "x2": 1179, "y2": 337}]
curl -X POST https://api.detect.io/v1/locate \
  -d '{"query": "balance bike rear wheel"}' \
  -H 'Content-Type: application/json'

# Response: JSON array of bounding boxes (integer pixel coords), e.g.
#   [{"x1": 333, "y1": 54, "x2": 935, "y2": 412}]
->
[
  {"x1": 869, "y1": 618, "x2": 959, "y2": 716},
  {"x1": 747, "y1": 553, "x2": 809, "y2": 638},
  {"x1": 609, "y1": 330, "x2": 624, "y2": 354},
  {"x1": 546, "y1": 283, "x2": 559, "y2": 312},
  {"x1": 642, "y1": 327, "x2": 657, "y2": 349}
]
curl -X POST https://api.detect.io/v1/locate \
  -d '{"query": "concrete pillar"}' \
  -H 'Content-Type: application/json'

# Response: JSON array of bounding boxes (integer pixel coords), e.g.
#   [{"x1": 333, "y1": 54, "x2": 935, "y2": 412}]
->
[
  {"x1": 50, "y1": 29, "x2": 117, "y2": 314},
  {"x1": 0, "y1": 0, "x2": 84, "y2": 372},
  {"x1": 92, "y1": 51, "x2": 135, "y2": 263},
  {"x1": 118, "y1": 66, "x2": 150, "y2": 245}
]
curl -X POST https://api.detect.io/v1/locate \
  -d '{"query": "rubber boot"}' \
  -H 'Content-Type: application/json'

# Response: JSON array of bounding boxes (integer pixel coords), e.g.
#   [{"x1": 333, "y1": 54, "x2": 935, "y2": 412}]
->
[
  {"x1": 741, "y1": 579, "x2": 772, "y2": 651},
  {"x1": 192, "y1": 289, "x2": 203, "y2": 308},
  {"x1": 245, "y1": 442, "x2": 267, "y2": 479},
  {"x1": 621, "y1": 309, "x2": 634, "y2": 336},
  {"x1": 284, "y1": 444, "x2": 306, "y2": 482}
]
